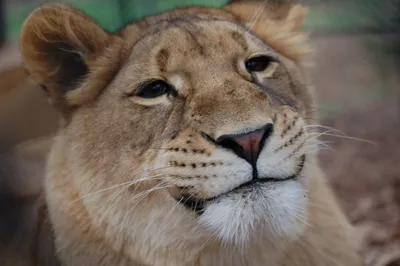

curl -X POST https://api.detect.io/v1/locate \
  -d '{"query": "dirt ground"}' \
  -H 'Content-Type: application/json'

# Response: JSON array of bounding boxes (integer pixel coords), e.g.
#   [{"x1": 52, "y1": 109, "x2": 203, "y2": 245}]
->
[
  {"x1": 0, "y1": 31, "x2": 399, "y2": 265},
  {"x1": 310, "y1": 35, "x2": 400, "y2": 266}
]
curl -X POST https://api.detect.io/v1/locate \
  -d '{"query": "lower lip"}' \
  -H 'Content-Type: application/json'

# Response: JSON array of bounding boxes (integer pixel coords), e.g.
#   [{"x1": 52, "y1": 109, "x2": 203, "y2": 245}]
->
[{"x1": 178, "y1": 155, "x2": 306, "y2": 213}]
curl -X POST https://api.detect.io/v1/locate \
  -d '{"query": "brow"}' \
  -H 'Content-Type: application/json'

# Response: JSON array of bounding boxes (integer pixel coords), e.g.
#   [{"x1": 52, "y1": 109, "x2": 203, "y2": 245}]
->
[
  {"x1": 230, "y1": 30, "x2": 248, "y2": 51},
  {"x1": 156, "y1": 48, "x2": 170, "y2": 72}
]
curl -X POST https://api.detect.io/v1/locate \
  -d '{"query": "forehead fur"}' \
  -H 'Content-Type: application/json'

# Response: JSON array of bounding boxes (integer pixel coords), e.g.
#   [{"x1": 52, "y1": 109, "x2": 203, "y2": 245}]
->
[
  {"x1": 120, "y1": 5, "x2": 309, "y2": 62},
  {"x1": 121, "y1": 6, "x2": 238, "y2": 35},
  {"x1": 119, "y1": 6, "x2": 238, "y2": 54}
]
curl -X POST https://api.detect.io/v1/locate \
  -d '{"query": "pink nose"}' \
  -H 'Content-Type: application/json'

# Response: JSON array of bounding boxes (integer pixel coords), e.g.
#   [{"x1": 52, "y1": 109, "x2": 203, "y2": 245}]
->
[{"x1": 216, "y1": 123, "x2": 273, "y2": 163}]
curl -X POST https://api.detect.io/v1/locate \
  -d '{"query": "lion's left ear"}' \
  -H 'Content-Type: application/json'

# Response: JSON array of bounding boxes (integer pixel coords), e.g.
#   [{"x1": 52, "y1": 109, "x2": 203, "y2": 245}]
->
[{"x1": 223, "y1": 1, "x2": 311, "y2": 61}]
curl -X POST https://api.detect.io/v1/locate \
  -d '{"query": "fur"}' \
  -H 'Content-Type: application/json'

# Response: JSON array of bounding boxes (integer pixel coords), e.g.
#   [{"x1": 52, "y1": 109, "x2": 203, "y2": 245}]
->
[{"x1": 11, "y1": 1, "x2": 363, "y2": 265}]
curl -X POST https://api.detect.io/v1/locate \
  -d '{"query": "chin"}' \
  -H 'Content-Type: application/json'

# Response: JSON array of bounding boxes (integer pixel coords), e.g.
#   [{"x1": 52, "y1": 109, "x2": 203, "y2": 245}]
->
[{"x1": 197, "y1": 177, "x2": 308, "y2": 246}]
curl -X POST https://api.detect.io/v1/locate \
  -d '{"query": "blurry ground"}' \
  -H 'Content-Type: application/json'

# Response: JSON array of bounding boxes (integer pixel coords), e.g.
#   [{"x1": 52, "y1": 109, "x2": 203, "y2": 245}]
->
[{"x1": 309, "y1": 34, "x2": 400, "y2": 266}]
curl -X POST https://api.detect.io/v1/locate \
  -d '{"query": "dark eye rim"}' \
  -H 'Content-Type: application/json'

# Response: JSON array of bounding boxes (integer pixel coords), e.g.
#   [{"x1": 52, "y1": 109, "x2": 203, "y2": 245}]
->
[
  {"x1": 245, "y1": 55, "x2": 278, "y2": 73},
  {"x1": 125, "y1": 79, "x2": 175, "y2": 99}
]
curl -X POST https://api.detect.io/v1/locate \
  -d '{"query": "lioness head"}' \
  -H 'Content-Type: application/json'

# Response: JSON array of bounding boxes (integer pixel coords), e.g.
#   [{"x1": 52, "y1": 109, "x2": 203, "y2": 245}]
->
[{"x1": 21, "y1": 1, "x2": 317, "y2": 263}]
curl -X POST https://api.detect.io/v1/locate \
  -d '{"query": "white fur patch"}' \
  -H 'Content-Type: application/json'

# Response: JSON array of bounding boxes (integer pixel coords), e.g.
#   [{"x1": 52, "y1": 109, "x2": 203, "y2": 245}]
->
[{"x1": 199, "y1": 179, "x2": 307, "y2": 247}]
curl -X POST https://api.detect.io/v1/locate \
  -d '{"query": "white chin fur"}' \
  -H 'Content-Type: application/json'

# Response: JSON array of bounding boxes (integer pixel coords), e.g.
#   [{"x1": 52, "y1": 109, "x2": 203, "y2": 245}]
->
[{"x1": 198, "y1": 179, "x2": 308, "y2": 247}]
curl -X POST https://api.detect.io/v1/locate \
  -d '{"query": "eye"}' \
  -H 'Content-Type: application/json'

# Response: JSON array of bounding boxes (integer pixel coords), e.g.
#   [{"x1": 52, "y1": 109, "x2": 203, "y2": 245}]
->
[
  {"x1": 245, "y1": 55, "x2": 275, "y2": 73},
  {"x1": 136, "y1": 80, "x2": 174, "y2": 98}
]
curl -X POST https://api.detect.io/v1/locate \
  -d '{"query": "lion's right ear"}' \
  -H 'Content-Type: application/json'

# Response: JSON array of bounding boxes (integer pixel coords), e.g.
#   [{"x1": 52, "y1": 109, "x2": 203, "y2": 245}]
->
[
  {"x1": 20, "y1": 4, "x2": 122, "y2": 114},
  {"x1": 223, "y1": 1, "x2": 310, "y2": 61}
]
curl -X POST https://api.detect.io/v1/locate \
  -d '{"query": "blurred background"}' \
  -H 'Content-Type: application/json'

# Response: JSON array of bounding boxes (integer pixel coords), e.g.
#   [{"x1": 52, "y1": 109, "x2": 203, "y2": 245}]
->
[{"x1": 0, "y1": 0, "x2": 399, "y2": 265}]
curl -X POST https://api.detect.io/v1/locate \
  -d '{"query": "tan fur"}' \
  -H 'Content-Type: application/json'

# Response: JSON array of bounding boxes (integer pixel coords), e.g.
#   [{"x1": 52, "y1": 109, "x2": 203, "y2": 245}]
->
[
  {"x1": 225, "y1": 2, "x2": 312, "y2": 61},
  {"x1": 17, "y1": 2, "x2": 362, "y2": 265}
]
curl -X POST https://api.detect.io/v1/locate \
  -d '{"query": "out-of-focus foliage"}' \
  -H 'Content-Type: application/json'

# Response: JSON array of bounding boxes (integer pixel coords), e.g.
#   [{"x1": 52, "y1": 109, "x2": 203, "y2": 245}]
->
[{"x1": 343, "y1": 0, "x2": 400, "y2": 66}]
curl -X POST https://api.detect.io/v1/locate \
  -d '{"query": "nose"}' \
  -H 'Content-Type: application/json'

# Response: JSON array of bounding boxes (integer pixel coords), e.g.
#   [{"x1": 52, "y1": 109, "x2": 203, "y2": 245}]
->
[{"x1": 216, "y1": 123, "x2": 273, "y2": 164}]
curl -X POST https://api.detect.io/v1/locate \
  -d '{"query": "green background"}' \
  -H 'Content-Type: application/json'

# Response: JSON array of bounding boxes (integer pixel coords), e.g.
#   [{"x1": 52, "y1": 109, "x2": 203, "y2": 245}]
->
[{"x1": 5, "y1": 0, "x2": 397, "y2": 40}]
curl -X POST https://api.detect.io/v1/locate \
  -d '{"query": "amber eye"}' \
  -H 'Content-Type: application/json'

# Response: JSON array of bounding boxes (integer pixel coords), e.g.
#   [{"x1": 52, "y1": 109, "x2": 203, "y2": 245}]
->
[
  {"x1": 136, "y1": 80, "x2": 174, "y2": 98},
  {"x1": 245, "y1": 55, "x2": 275, "y2": 72}
]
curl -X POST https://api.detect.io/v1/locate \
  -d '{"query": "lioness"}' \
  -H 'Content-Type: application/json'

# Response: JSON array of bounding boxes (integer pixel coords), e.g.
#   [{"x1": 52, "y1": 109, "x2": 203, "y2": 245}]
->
[{"x1": 14, "y1": 0, "x2": 362, "y2": 265}]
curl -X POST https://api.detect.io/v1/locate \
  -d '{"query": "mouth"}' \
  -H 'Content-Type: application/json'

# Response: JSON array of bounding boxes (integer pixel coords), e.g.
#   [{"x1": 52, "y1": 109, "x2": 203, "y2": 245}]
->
[{"x1": 177, "y1": 155, "x2": 306, "y2": 214}]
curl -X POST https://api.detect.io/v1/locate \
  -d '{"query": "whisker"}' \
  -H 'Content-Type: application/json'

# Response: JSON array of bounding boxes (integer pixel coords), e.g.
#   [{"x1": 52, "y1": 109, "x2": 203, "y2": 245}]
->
[
  {"x1": 310, "y1": 132, "x2": 377, "y2": 146},
  {"x1": 304, "y1": 140, "x2": 335, "y2": 152},
  {"x1": 129, "y1": 186, "x2": 172, "y2": 209},
  {"x1": 304, "y1": 124, "x2": 345, "y2": 135},
  {"x1": 68, "y1": 168, "x2": 168, "y2": 205},
  {"x1": 304, "y1": 122, "x2": 377, "y2": 146},
  {"x1": 130, "y1": 184, "x2": 175, "y2": 208},
  {"x1": 305, "y1": 129, "x2": 341, "y2": 142},
  {"x1": 246, "y1": 0, "x2": 268, "y2": 33},
  {"x1": 68, "y1": 180, "x2": 141, "y2": 205},
  {"x1": 164, "y1": 197, "x2": 184, "y2": 220},
  {"x1": 97, "y1": 186, "x2": 129, "y2": 223}
]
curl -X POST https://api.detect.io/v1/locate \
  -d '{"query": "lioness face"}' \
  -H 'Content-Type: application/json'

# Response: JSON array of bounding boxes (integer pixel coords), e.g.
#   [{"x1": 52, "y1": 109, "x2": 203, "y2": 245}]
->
[{"x1": 21, "y1": 3, "x2": 314, "y2": 250}]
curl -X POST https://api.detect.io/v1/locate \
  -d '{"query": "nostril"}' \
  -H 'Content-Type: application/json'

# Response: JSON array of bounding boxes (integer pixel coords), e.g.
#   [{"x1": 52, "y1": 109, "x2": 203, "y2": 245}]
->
[
  {"x1": 215, "y1": 123, "x2": 274, "y2": 164},
  {"x1": 216, "y1": 137, "x2": 245, "y2": 161}
]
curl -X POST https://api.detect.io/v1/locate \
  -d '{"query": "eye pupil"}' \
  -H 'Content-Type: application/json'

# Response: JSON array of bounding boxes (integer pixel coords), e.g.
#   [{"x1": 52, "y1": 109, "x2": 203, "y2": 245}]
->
[
  {"x1": 245, "y1": 56, "x2": 273, "y2": 72},
  {"x1": 136, "y1": 80, "x2": 173, "y2": 98}
]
